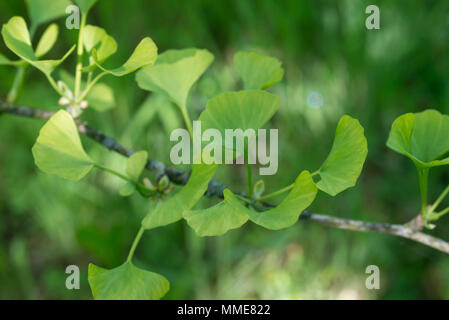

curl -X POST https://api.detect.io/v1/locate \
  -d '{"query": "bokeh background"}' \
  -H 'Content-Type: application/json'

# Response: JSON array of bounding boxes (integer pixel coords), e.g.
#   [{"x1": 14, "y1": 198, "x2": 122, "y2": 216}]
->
[{"x1": 1, "y1": 0, "x2": 449, "y2": 299}]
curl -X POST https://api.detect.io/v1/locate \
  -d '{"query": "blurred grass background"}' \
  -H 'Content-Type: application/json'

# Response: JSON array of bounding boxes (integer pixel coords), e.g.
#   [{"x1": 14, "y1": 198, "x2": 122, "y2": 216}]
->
[{"x1": 1, "y1": 0, "x2": 449, "y2": 299}]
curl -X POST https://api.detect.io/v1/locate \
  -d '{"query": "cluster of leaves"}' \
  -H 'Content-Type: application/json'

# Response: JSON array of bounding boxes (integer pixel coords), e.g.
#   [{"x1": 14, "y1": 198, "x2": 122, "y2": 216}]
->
[
  {"x1": 0, "y1": 0, "x2": 371, "y2": 300},
  {"x1": 7, "y1": 0, "x2": 449, "y2": 300},
  {"x1": 387, "y1": 110, "x2": 449, "y2": 227}
]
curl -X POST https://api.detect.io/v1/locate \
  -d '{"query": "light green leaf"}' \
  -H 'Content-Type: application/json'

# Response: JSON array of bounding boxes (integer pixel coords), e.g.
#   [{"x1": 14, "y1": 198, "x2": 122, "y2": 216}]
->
[
  {"x1": 26, "y1": 0, "x2": 72, "y2": 28},
  {"x1": 1, "y1": 17, "x2": 75, "y2": 75},
  {"x1": 32, "y1": 110, "x2": 94, "y2": 181},
  {"x1": 142, "y1": 161, "x2": 217, "y2": 230},
  {"x1": 183, "y1": 189, "x2": 249, "y2": 236},
  {"x1": 83, "y1": 25, "x2": 117, "y2": 66},
  {"x1": 0, "y1": 53, "x2": 23, "y2": 66},
  {"x1": 59, "y1": 69, "x2": 115, "y2": 111},
  {"x1": 136, "y1": 48, "x2": 214, "y2": 108},
  {"x1": 119, "y1": 182, "x2": 136, "y2": 197},
  {"x1": 315, "y1": 115, "x2": 368, "y2": 196},
  {"x1": 227, "y1": 171, "x2": 317, "y2": 230},
  {"x1": 88, "y1": 262, "x2": 169, "y2": 300},
  {"x1": 35, "y1": 23, "x2": 59, "y2": 58},
  {"x1": 87, "y1": 83, "x2": 115, "y2": 111},
  {"x1": 75, "y1": 0, "x2": 98, "y2": 14},
  {"x1": 198, "y1": 90, "x2": 280, "y2": 154},
  {"x1": 234, "y1": 51, "x2": 284, "y2": 90},
  {"x1": 126, "y1": 151, "x2": 148, "y2": 182},
  {"x1": 387, "y1": 109, "x2": 449, "y2": 168},
  {"x1": 93, "y1": 37, "x2": 157, "y2": 77}
]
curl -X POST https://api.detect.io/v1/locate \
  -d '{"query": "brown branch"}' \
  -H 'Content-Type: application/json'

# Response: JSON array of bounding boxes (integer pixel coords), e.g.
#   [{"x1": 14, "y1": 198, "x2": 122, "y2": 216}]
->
[{"x1": 1, "y1": 101, "x2": 449, "y2": 255}]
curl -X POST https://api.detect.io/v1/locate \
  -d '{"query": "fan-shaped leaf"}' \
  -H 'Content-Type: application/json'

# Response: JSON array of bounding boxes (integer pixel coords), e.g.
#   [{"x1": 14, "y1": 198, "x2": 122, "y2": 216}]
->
[
  {"x1": 142, "y1": 161, "x2": 217, "y2": 230},
  {"x1": 198, "y1": 90, "x2": 280, "y2": 155},
  {"x1": 1, "y1": 17, "x2": 75, "y2": 75},
  {"x1": 26, "y1": 0, "x2": 72, "y2": 27},
  {"x1": 126, "y1": 151, "x2": 148, "y2": 182},
  {"x1": 234, "y1": 51, "x2": 284, "y2": 90},
  {"x1": 32, "y1": 110, "x2": 94, "y2": 181},
  {"x1": 83, "y1": 25, "x2": 117, "y2": 67},
  {"x1": 315, "y1": 115, "x2": 368, "y2": 196},
  {"x1": 117, "y1": 151, "x2": 148, "y2": 197},
  {"x1": 35, "y1": 23, "x2": 59, "y2": 58},
  {"x1": 87, "y1": 83, "x2": 115, "y2": 111},
  {"x1": 387, "y1": 110, "x2": 449, "y2": 168},
  {"x1": 226, "y1": 171, "x2": 317, "y2": 230},
  {"x1": 183, "y1": 189, "x2": 249, "y2": 236},
  {"x1": 88, "y1": 262, "x2": 169, "y2": 300},
  {"x1": 136, "y1": 48, "x2": 214, "y2": 108},
  {"x1": 93, "y1": 37, "x2": 157, "y2": 77},
  {"x1": 119, "y1": 182, "x2": 136, "y2": 197}
]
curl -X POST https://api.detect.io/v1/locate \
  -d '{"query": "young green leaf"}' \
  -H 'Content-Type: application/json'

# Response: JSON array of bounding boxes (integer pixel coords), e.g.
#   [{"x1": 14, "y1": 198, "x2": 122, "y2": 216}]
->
[
  {"x1": 86, "y1": 83, "x2": 116, "y2": 111},
  {"x1": 88, "y1": 262, "x2": 169, "y2": 300},
  {"x1": 1, "y1": 17, "x2": 75, "y2": 75},
  {"x1": 135, "y1": 48, "x2": 214, "y2": 108},
  {"x1": 234, "y1": 51, "x2": 284, "y2": 90},
  {"x1": 119, "y1": 182, "x2": 136, "y2": 197},
  {"x1": 315, "y1": 115, "x2": 368, "y2": 196},
  {"x1": 26, "y1": 0, "x2": 72, "y2": 28},
  {"x1": 183, "y1": 189, "x2": 249, "y2": 237},
  {"x1": 387, "y1": 110, "x2": 449, "y2": 168},
  {"x1": 253, "y1": 180, "x2": 265, "y2": 198},
  {"x1": 227, "y1": 171, "x2": 317, "y2": 230},
  {"x1": 116, "y1": 151, "x2": 148, "y2": 197},
  {"x1": 142, "y1": 161, "x2": 218, "y2": 230},
  {"x1": 126, "y1": 151, "x2": 148, "y2": 182},
  {"x1": 35, "y1": 23, "x2": 59, "y2": 58},
  {"x1": 32, "y1": 110, "x2": 94, "y2": 181},
  {"x1": 83, "y1": 25, "x2": 117, "y2": 67},
  {"x1": 198, "y1": 90, "x2": 280, "y2": 154},
  {"x1": 74, "y1": 0, "x2": 98, "y2": 14},
  {"x1": 93, "y1": 37, "x2": 157, "y2": 76}
]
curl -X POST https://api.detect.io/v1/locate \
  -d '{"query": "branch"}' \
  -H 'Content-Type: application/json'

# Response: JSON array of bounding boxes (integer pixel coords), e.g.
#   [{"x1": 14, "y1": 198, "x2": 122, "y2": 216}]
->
[{"x1": 1, "y1": 101, "x2": 449, "y2": 255}]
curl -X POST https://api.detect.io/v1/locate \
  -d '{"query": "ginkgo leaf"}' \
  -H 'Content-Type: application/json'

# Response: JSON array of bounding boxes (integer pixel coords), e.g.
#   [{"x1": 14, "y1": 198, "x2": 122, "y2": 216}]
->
[
  {"x1": 136, "y1": 48, "x2": 214, "y2": 108},
  {"x1": 234, "y1": 51, "x2": 284, "y2": 90},
  {"x1": 142, "y1": 161, "x2": 217, "y2": 230},
  {"x1": 227, "y1": 171, "x2": 317, "y2": 230},
  {"x1": 387, "y1": 109, "x2": 449, "y2": 168},
  {"x1": 126, "y1": 151, "x2": 148, "y2": 182},
  {"x1": 26, "y1": 0, "x2": 72, "y2": 28},
  {"x1": 93, "y1": 37, "x2": 157, "y2": 77},
  {"x1": 74, "y1": 0, "x2": 98, "y2": 14},
  {"x1": 119, "y1": 182, "x2": 136, "y2": 197},
  {"x1": 87, "y1": 83, "x2": 116, "y2": 111},
  {"x1": 35, "y1": 23, "x2": 59, "y2": 58},
  {"x1": 0, "y1": 53, "x2": 23, "y2": 66},
  {"x1": 59, "y1": 70, "x2": 115, "y2": 111},
  {"x1": 315, "y1": 115, "x2": 368, "y2": 196},
  {"x1": 198, "y1": 90, "x2": 280, "y2": 155},
  {"x1": 83, "y1": 25, "x2": 117, "y2": 66},
  {"x1": 32, "y1": 110, "x2": 94, "y2": 181},
  {"x1": 183, "y1": 189, "x2": 249, "y2": 237},
  {"x1": 1, "y1": 17, "x2": 75, "y2": 75},
  {"x1": 88, "y1": 262, "x2": 169, "y2": 300}
]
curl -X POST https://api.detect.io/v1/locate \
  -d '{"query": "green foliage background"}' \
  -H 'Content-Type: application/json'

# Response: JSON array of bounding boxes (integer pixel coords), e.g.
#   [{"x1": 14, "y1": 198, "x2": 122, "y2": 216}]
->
[{"x1": 1, "y1": 0, "x2": 449, "y2": 299}]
